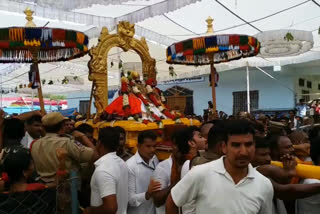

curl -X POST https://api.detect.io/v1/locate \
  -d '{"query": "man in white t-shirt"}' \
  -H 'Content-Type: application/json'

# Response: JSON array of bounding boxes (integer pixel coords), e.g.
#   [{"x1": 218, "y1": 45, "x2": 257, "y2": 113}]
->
[
  {"x1": 20, "y1": 115, "x2": 43, "y2": 149},
  {"x1": 296, "y1": 141, "x2": 320, "y2": 214},
  {"x1": 166, "y1": 120, "x2": 274, "y2": 214},
  {"x1": 296, "y1": 99, "x2": 308, "y2": 118},
  {"x1": 126, "y1": 130, "x2": 161, "y2": 214},
  {"x1": 84, "y1": 127, "x2": 128, "y2": 214}
]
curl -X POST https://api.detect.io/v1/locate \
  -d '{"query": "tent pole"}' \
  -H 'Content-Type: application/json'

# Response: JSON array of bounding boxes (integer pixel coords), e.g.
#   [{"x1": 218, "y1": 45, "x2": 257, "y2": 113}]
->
[
  {"x1": 31, "y1": 48, "x2": 45, "y2": 114},
  {"x1": 210, "y1": 62, "x2": 216, "y2": 112},
  {"x1": 87, "y1": 82, "x2": 94, "y2": 120},
  {"x1": 246, "y1": 62, "x2": 250, "y2": 113}
]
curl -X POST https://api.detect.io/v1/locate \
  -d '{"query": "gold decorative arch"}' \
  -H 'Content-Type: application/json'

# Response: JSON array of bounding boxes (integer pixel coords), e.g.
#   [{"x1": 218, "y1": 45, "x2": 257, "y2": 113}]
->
[{"x1": 88, "y1": 21, "x2": 157, "y2": 121}]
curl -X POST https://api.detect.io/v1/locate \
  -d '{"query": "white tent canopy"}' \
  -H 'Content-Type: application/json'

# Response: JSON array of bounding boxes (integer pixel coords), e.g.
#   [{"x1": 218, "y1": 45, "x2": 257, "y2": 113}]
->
[{"x1": 0, "y1": 0, "x2": 319, "y2": 94}]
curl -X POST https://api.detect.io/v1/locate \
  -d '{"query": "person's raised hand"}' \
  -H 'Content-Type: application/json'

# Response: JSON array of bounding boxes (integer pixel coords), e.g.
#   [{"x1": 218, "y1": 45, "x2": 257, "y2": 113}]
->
[
  {"x1": 72, "y1": 130, "x2": 86, "y2": 140},
  {"x1": 293, "y1": 143, "x2": 310, "y2": 158},
  {"x1": 146, "y1": 179, "x2": 162, "y2": 200},
  {"x1": 281, "y1": 154, "x2": 297, "y2": 171}
]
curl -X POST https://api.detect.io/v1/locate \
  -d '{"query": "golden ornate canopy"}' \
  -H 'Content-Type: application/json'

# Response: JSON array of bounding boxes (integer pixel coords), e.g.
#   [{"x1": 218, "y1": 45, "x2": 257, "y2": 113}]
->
[{"x1": 88, "y1": 21, "x2": 157, "y2": 121}]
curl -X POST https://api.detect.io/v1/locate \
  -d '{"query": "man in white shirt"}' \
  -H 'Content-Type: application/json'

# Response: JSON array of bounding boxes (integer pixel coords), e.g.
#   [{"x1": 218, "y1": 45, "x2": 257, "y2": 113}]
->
[
  {"x1": 84, "y1": 127, "x2": 128, "y2": 214},
  {"x1": 166, "y1": 120, "x2": 274, "y2": 214},
  {"x1": 20, "y1": 115, "x2": 43, "y2": 149},
  {"x1": 153, "y1": 128, "x2": 191, "y2": 214},
  {"x1": 296, "y1": 99, "x2": 308, "y2": 118},
  {"x1": 296, "y1": 141, "x2": 320, "y2": 214},
  {"x1": 126, "y1": 130, "x2": 161, "y2": 214}
]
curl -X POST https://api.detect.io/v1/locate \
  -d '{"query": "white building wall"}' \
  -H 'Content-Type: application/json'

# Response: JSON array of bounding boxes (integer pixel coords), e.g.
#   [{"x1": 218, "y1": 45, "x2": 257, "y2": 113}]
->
[
  {"x1": 159, "y1": 66, "x2": 295, "y2": 116},
  {"x1": 65, "y1": 66, "x2": 303, "y2": 116}
]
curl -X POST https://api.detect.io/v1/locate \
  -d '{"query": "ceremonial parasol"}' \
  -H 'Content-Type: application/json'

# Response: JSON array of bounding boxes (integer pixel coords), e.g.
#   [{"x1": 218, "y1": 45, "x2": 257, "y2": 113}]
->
[
  {"x1": 0, "y1": 8, "x2": 89, "y2": 113},
  {"x1": 166, "y1": 17, "x2": 260, "y2": 112}
]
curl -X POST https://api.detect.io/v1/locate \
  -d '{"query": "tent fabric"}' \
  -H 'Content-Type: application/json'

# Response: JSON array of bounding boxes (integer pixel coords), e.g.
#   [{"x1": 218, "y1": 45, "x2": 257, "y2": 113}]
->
[
  {"x1": 0, "y1": 0, "x2": 320, "y2": 93},
  {"x1": 0, "y1": 0, "x2": 179, "y2": 46}
]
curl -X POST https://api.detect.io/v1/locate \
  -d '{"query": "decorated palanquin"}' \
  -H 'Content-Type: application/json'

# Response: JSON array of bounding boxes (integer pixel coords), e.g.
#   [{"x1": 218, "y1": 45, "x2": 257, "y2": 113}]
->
[{"x1": 76, "y1": 21, "x2": 200, "y2": 160}]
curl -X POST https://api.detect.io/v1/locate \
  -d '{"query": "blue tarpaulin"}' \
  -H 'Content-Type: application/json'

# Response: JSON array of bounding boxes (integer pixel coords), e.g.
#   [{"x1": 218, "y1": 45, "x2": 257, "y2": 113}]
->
[
  {"x1": 3, "y1": 106, "x2": 58, "y2": 115},
  {"x1": 56, "y1": 108, "x2": 77, "y2": 117}
]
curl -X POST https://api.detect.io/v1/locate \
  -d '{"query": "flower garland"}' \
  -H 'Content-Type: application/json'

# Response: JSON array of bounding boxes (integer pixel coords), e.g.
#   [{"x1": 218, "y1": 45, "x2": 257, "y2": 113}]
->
[
  {"x1": 128, "y1": 72, "x2": 162, "y2": 124},
  {"x1": 166, "y1": 34, "x2": 260, "y2": 65},
  {"x1": 145, "y1": 78, "x2": 176, "y2": 120},
  {"x1": 0, "y1": 27, "x2": 88, "y2": 63},
  {"x1": 121, "y1": 77, "x2": 131, "y2": 118}
]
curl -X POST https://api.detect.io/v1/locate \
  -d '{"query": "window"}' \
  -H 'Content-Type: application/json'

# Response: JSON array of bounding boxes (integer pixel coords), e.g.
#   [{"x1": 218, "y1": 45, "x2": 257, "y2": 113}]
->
[
  {"x1": 299, "y1": 78, "x2": 305, "y2": 87},
  {"x1": 307, "y1": 81, "x2": 312, "y2": 89},
  {"x1": 318, "y1": 84, "x2": 320, "y2": 90},
  {"x1": 79, "y1": 100, "x2": 90, "y2": 115},
  {"x1": 302, "y1": 90, "x2": 310, "y2": 102},
  {"x1": 233, "y1": 90, "x2": 259, "y2": 114}
]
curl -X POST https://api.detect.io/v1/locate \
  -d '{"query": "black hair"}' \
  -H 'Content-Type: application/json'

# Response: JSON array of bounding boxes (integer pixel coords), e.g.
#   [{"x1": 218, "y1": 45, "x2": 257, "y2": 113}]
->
[
  {"x1": 255, "y1": 137, "x2": 270, "y2": 149},
  {"x1": 309, "y1": 126, "x2": 320, "y2": 141},
  {"x1": 3, "y1": 118, "x2": 25, "y2": 141},
  {"x1": 25, "y1": 115, "x2": 42, "y2": 126},
  {"x1": 3, "y1": 148, "x2": 32, "y2": 183},
  {"x1": 252, "y1": 122, "x2": 265, "y2": 133},
  {"x1": 44, "y1": 121, "x2": 64, "y2": 133},
  {"x1": 268, "y1": 135, "x2": 282, "y2": 151},
  {"x1": 289, "y1": 110, "x2": 296, "y2": 114},
  {"x1": 76, "y1": 123, "x2": 94, "y2": 134},
  {"x1": 114, "y1": 126, "x2": 126, "y2": 136},
  {"x1": 188, "y1": 126, "x2": 200, "y2": 135},
  {"x1": 172, "y1": 127, "x2": 196, "y2": 155},
  {"x1": 98, "y1": 127, "x2": 119, "y2": 152},
  {"x1": 311, "y1": 137, "x2": 320, "y2": 164},
  {"x1": 138, "y1": 130, "x2": 157, "y2": 144},
  {"x1": 279, "y1": 116, "x2": 289, "y2": 122},
  {"x1": 224, "y1": 120, "x2": 255, "y2": 142},
  {"x1": 207, "y1": 121, "x2": 227, "y2": 149},
  {"x1": 299, "y1": 99, "x2": 305, "y2": 103}
]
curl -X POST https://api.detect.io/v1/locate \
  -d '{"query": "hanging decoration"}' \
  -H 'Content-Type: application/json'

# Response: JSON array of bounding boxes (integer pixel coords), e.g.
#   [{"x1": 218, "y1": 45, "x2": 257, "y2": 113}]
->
[
  {"x1": 166, "y1": 34, "x2": 260, "y2": 65},
  {"x1": 169, "y1": 65, "x2": 176, "y2": 77},
  {"x1": 118, "y1": 59, "x2": 123, "y2": 69},
  {"x1": 61, "y1": 76, "x2": 69, "y2": 84},
  {"x1": 0, "y1": 27, "x2": 89, "y2": 63},
  {"x1": 255, "y1": 29, "x2": 314, "y2": 58},
  {"x1": 284, "y1": 32, "x2": 294, "y2": 42},
  {"x1": 209, "y1": 70, "x2": 219, "y2": 87},
  {"x1": 28, "y1": 63, "x2": 40, "y2": 89}
]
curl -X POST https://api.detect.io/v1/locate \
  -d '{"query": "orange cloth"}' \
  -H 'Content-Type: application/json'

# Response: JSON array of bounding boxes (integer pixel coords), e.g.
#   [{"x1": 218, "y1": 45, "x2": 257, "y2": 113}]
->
[{"x1": 105, "y1": 94, "x2": 142, "y2": 116}]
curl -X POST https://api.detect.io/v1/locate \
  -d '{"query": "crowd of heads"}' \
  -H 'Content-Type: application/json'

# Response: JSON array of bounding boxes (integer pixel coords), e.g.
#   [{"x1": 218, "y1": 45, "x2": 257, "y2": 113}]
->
[{"x1": 1, "y1": 108, "x2": 320, "y2": 213}]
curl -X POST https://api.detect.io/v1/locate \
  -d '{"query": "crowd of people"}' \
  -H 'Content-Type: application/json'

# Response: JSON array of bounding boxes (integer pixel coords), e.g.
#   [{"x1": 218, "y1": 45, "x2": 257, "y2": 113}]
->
[{"x1": 1, "y1": 108, "x2": 320, "y2": 214}]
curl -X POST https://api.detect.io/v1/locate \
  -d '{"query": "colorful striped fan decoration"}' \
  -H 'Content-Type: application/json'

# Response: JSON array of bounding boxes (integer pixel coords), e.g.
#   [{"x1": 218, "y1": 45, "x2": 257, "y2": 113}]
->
[
  {"x1": 166, "y1": 34, "x2": 260, "y2": 65},
  {"x1": 0, "y1": 27, "x2": 89, "y2": 63}
]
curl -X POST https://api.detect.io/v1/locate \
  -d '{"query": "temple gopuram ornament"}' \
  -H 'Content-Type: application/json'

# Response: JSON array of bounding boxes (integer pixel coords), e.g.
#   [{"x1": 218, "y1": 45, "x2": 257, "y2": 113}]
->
[{"x1": 88, "y1": 21, "x2": 156, "y2": 122}]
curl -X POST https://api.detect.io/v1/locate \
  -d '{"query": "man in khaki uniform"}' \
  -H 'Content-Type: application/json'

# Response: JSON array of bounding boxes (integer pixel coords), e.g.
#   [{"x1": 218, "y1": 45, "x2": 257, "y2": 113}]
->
[{"x1": 31, "y1": 112, "x2": 96, "y2": 184}]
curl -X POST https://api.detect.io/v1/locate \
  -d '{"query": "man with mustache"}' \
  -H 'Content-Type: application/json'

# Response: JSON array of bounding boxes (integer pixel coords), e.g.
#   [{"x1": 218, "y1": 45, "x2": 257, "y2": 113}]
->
[{"x1": 166, "y1": 120, "x2": 274, "y2": 214}]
